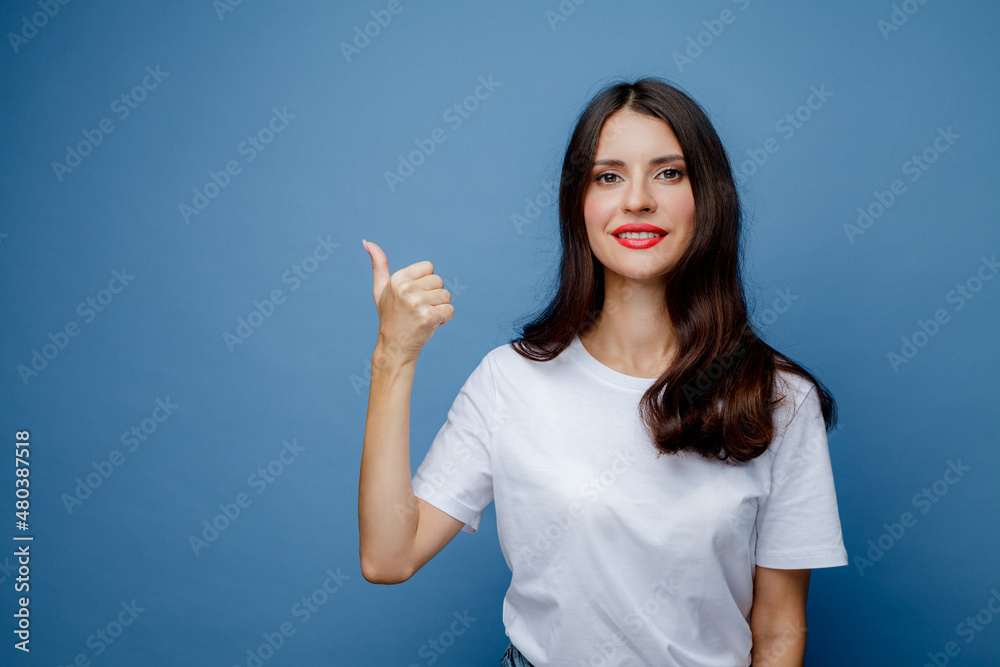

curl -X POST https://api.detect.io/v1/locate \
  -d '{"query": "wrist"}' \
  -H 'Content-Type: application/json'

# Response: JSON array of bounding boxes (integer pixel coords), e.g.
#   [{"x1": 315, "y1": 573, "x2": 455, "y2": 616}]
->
[{"x1": 373, "y1": 336, "x2": 418, "y2": 373}]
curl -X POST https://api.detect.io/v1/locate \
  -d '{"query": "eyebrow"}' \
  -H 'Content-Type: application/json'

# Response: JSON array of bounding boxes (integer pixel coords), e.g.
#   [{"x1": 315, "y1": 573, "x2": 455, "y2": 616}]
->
[{"x1": 592, "y1": 154, "x2": 685, "y2": 168}]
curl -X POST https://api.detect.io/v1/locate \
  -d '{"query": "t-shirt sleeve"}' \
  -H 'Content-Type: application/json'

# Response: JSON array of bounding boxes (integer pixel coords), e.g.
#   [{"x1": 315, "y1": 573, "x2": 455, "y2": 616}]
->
[
  {"x1": 754, "y1": 381, "x2": 849, "y2": 569},
  {"x1": 411, "y1": 352, "x2": 497, "y2": 535}
]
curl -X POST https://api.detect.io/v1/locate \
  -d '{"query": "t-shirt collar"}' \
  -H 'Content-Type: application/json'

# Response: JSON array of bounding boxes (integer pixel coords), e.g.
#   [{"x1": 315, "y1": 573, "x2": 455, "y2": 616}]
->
[{"x1": 565, "y1": 333, "x2": 661, "y2": 391}]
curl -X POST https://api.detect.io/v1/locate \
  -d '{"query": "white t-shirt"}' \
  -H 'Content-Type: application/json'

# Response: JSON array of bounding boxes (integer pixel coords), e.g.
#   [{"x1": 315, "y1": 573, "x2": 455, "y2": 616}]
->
[{"x1": 411, "y1": 333, "x2": 848, "y2": 667}]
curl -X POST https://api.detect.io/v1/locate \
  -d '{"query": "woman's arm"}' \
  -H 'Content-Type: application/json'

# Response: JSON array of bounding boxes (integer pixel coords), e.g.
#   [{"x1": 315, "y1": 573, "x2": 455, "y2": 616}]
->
[
  {"x1": 749, "y1": 566, "x2": 811, "y2": 666},
  {"x1": 358, "y1": 241, "x2": 460, "y2": 585},
  {"x1": 358, "y1": 349, "x2": 421, "y2": 584},
  {"x1": 358, "y1": 347, "x2": 464, "y2": 585}
]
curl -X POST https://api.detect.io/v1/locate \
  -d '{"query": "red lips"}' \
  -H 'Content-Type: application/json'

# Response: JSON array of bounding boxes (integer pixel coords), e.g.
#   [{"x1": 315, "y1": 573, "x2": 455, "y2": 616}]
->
[
  {"x1": 611, "y1": 223, "x2": 666, "y2": 249},
  {"x1": 611, "y1": 223, "x2": 667, "y2": 235}
]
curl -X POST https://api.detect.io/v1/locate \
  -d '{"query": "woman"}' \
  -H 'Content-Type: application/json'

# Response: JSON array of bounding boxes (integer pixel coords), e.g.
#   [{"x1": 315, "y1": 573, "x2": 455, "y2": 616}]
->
[{"x1": 359, "y1": 77, "x2": 848, "y2": 667}]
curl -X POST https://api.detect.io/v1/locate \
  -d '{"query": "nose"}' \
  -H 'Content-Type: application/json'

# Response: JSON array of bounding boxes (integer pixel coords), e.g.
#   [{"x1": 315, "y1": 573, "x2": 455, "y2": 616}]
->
[{"x1": 622, "y1": 178, "x2": 656, "y2": 214}]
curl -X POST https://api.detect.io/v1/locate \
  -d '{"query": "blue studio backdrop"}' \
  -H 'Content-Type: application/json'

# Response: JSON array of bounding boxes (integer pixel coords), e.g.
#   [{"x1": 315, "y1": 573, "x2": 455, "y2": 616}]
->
[{"x1": 1, "y1": 1, "x2": 998, "y2": 665}]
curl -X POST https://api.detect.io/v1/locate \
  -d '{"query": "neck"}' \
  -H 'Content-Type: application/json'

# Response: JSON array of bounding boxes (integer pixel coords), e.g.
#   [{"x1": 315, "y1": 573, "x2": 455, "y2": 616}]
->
[{"x1": 579, "y1": 270, "x2": 676, "y2": 378}]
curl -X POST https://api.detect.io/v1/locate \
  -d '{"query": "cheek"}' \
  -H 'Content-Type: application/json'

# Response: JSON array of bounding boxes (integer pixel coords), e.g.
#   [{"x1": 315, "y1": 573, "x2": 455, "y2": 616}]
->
[
  {"x1": 672, "y1": 190, "x2": 696, "y2": 223},
  {"x1": 583, "y1": 192, "x2": 612, "y2": 229},
  {"x1": 660, "y1": 190, "x2": 697, "y2": 240}
]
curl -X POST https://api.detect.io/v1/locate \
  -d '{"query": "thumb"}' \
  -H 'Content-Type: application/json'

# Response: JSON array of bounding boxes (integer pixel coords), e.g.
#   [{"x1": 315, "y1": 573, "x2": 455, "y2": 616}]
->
[{"x1": 363, "y1": 239, "x2": 390, "y2": 307}]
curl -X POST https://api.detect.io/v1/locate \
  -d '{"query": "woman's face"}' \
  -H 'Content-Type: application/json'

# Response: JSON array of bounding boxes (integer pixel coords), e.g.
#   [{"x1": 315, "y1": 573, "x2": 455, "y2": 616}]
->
[{"x1": 582, "y1": 108, "x2": 696, "y2": 281}]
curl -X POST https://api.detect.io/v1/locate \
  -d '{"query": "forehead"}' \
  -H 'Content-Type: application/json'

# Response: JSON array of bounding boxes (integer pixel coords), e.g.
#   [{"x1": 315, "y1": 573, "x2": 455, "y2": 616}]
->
[{"x1": 596, "y1": 109, "x2": 682, "y2": 154}]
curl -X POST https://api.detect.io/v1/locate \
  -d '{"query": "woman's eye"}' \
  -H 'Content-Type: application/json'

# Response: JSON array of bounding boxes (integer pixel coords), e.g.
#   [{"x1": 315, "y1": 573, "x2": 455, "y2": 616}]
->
[{"x1": 595, "y1": 169, "x2": 684, "y2": 184}]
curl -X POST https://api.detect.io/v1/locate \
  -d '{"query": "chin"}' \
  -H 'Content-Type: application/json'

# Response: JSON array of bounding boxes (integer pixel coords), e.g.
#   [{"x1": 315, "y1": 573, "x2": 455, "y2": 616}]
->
[{"x1": 605, "y1": 265, "x2": 671, "y2": 282}]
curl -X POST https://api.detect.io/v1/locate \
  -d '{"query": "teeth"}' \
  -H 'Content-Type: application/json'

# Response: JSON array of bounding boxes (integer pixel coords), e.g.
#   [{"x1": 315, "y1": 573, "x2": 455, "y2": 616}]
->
[{"x1": 615, "y1": 231, "x2": 663, "y2": 239}]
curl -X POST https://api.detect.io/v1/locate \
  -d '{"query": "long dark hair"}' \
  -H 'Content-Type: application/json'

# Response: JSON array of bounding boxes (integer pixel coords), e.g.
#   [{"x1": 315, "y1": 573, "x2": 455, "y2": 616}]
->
[{"x1": 509, "y1": 76, "x2": 836, "y2": 463}]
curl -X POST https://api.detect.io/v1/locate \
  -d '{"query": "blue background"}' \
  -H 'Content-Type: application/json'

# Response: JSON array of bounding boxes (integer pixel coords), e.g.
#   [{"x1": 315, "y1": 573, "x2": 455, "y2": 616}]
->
[{"x1": 1, "y1": 0, "x2": 998, "y2": 665}]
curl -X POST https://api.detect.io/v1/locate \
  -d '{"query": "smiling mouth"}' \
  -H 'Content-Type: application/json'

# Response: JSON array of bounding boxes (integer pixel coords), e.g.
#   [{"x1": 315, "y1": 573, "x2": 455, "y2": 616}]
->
[
  {"x1": 612, "y1": 233, "x2": 666, "y2": 248},
  {"x1": 613, "y1": 231, "x2": 664, "y2": 239}
]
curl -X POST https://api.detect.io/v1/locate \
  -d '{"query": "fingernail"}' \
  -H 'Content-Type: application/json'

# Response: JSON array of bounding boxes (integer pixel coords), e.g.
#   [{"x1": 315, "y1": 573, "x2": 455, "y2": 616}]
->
[{"x1": 362, "y1": 238, "x2": 368, "y2": 253}]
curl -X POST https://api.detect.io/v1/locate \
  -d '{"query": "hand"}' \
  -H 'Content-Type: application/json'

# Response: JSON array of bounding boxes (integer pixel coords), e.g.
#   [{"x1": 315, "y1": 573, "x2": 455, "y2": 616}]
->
[{"x1": 364, "y1": 239, "x2": 454, "y2": 367}]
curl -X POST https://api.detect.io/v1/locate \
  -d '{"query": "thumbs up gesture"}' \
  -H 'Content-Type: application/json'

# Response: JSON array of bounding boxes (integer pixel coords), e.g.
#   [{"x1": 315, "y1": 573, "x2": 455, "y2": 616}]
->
[{"x1": 363, "y1": 239, "x2": 454, "y2": 367}]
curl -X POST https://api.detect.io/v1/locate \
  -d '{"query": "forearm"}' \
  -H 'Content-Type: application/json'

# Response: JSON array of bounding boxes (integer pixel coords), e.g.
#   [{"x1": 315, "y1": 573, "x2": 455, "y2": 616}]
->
[
  {"x1": 750, "y1": 615, "x2": 807, "y2": 667},
  {"x1": 358, "y1": 343, "x2": 420, "y2": 582}
]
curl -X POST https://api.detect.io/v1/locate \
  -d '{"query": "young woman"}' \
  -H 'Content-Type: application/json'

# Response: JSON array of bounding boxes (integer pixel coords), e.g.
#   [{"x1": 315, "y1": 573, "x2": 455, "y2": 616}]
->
[{"x1": 359, "y1": 77, "x2": 848, "y2": 667}]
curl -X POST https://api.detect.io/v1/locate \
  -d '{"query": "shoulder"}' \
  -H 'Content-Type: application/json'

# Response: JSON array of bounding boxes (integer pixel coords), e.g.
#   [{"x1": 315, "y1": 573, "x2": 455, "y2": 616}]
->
[
  {"x1": 773, "y1": 368, "x2": 817, "y2": 403},
  {"x1": 480, "y1": 339, "x2": 570, "y2": 371},
  {"x1": 483, "y1": 341, "x2": 517, "y2": 362},
  {"x1": 470, "y1": 340, "x2": 577, "y2": 394},
  {"x1": 771, "y1": 369, "x2": 822, "y2": 431}
]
